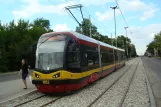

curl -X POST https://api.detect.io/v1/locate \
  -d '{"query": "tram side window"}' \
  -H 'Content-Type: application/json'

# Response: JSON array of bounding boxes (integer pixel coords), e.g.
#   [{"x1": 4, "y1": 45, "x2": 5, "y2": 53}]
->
[
  {"x1": 108, "y1": 52, "x2": 114, "y2": 64},
  {"x1": 101, "y1": 52, "x2": 114, "y2": 65},
  {"x1": 118, "y1": 51, "x2": 121, "y2": 61},
  {"x1": 120, "y1": 52, "x2": 123, "y2": 61},
  {"x1": 108, "y1": 49, "x2": 114, "y2": 64},
  {"x1": 123, "y1": 52, "x2": 125, "y2": 60},
  {"x1": 101, "y1": 52, "x2": 109, "y2": 65},
  {"x1": 121, "y1": 52, "x2": 124, "y2": 61},
  {"x1": 67, "y1": 39, "x2": 80, "y2": 68},
  {"x1": 115, "y1": 50, "x2": 118, "y2": 61},
  {"x1": 87, "y1": 51, "x2": 99, "y2": 67}
]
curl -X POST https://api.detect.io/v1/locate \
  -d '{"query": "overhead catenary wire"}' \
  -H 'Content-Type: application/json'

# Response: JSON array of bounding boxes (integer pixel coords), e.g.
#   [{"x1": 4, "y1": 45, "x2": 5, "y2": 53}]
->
[
  {"x1": 48, "y1": 0, "x2": 78, "y2": 22},
  {"x1": 48, "y1": 0, "x2": 132, "y2": 37},
  {"x1": 66, "y1": 0, "x2": 111, "y2": 35},
  {"x1": 114, "y1": 0, "x2": 133, "y2": 35},
  {"x1": 70, "y1": 0, "x2": 130, "y2": 37}
]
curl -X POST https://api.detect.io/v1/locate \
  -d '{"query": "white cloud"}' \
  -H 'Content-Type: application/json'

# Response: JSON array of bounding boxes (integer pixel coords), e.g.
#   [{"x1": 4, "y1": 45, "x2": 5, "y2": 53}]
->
[
  {"x1": 95, "y1": 0, "x2": 158, "y2": 22},
  {"x1": 0, "y1": 0, "x2": 15, "y2": 3},
  {"x1": 12, "y1": 0, "x2": 69, "y2": 19},
  {"x1": 96, "y1": 10, "x2": 120, "y2": 21},
  {"x1": 118, "y1": 0, "x2": 153, "y2": 12},
  {"x1": 140, "y1": 9, "x2": 158, "y2": 21},
  {"x1": 53, "y1": 23, "x2": 71, "y2": 31},
  {"x1": 79, "y1": 0, "x2": 113, "y2": 6},
  {"x1": 127, "y1": 24, "x2": 161, "y2": 55}
]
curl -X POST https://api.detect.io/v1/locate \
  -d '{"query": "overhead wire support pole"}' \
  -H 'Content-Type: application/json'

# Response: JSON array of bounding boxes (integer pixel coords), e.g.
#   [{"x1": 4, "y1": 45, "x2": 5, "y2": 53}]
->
[
  {"x1": 110, "y1": 6, "x2": 117, "y2": 48},
  {"x1": 124, "y1": 27, "x2": 128, "y2": 59},
  {"x1": 110, "y1": 6, "x2": 118, "y2": 66},
  {"x1": 89, "y1": 15, "x2": 92, "y2": 38},
  {"x1": 114, "y1": 0, "x2": 133, "y2": 47},
  {"x1": 111, "y1": 33, "x2": 115, "y2": 66}
]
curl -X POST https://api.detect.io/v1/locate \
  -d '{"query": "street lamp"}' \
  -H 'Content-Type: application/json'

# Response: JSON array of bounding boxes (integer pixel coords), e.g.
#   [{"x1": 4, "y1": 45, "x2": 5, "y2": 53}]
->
[
  {"x1": 124, "y1": 27, "x2": 128, "y2": 59},
  {"x1": 111, "y1": 6, "x2": 118, "y2": 65},
  {"x1": 110, "y1": 6, "x2": 118, "y2": 48}
]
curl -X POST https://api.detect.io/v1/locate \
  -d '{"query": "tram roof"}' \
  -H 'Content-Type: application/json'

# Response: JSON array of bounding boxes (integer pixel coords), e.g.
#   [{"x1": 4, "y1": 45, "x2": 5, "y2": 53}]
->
[
  {"x1": 43, "y1": 31, "x2": 124, "y2": 52},
  {"x1": 70, "y1": 31, "x2": 124, "y2": 52}
]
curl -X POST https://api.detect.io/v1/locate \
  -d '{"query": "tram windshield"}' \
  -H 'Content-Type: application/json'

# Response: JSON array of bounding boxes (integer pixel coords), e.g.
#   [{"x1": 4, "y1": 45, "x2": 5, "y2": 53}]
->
[{"x1": 36, "y1": 35, "x2": 66, "y2": 71}]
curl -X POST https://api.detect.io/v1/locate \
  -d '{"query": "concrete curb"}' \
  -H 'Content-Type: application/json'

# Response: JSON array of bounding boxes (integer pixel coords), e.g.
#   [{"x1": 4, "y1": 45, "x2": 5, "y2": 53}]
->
[
  {"x1": 0, "y1": 89, "x2": 37, "y2": 104},
  {"x1": 0, "y1": 69, "x2": 34, "y2": 76},
  {"x1": 142, "y1": 59, "x2": 156, "y2": 107},
  {"x1": 0, "y1": 71, "x2": 19, "y2": 76}
]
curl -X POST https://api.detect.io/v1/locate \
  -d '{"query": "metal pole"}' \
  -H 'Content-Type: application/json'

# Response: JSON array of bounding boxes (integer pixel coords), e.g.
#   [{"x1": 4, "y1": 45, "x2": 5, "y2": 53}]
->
[
  {"x1": 122, "y1": 40, "x2": 124, "y2": 49},
  {"x1": 124, "y1": 27, "x2": 128, "y2": 58},
  {"x1": 111, "y1": 33, "x2": 115, "y2": 65},
  {"x1": 110, "y1": 6, "x2": 117, "y2": 66},
  {"x1": 89, "y1": 15, "x2": 92, "y2": 38},
  {"x1": 110, "y1": 6, "x2": 117, "y2": 48}
]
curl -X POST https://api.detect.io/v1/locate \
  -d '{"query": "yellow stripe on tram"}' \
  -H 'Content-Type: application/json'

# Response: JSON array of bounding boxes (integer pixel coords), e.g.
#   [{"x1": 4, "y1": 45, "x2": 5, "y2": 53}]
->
[{"x1": 32, "y1": 63, "x2": 117, "y2": 80}]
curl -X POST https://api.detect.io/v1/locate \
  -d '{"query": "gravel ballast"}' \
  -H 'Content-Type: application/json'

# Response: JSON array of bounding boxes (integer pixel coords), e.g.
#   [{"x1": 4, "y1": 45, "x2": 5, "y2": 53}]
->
[
  {"x1": 122, "y1": 59, "x2": 150, "y2": 107},
  {"x1": 91, "y1": 59, "x2": 139, "y2": 107},
  {"x1": 1, "y1": 59, "x2": 137, "y2": 107},
  {"x1": 46, "y1": 59, "x2": 136, "y2": 107},
  {"x1": 1, "y1": 91, "x2": 44, "y2": 107},
  {"x1": 19, "y1": 96, "x2": 59, "y2": 107}
]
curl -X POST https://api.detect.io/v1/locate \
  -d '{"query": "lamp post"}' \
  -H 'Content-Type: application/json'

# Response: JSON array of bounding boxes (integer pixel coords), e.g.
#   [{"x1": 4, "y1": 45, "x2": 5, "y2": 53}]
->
[
  {"x1": 110, "y1": 6, "x2": 118, "y2": 48},
  {"x1": 111, "y1": 6, "x2": 118, "y2": 66},
  {"x1": 89, "y1": 15, "x2": 92, "y2": 38},
  {"x1": 124, "y1": 27, "x2": 128, "y2": 59}
]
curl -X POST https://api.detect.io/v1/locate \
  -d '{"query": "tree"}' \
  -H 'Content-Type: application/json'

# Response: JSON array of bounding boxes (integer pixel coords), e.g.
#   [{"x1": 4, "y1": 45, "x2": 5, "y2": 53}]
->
[
  {"x1": 32, "y1": 18, "x2": 50, "y2": 30},
  {"x1": 75, "y1": 18, "x2": 137, "y2": 58},
  {"x1": 129, "y1": 44, "x2": 137, "y2": 57},
  {"x1": 76, "y1": 18, "x2": 97, "y2": 36},
  {"x1": 114, "y1": 35, "x2": 136, "y2": 58},
  {"x1": 0, "y1": 18, "x2": 53, "y2": 72},
  {"x1": 146, "y1": 32, "x2": 161, "y2": 56}
]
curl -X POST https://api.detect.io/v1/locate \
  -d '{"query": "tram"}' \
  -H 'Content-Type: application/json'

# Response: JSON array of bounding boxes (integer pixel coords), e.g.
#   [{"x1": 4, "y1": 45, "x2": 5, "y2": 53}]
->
[{"x1": 32, "y1": 31, "x2": 125, "y2": 93}]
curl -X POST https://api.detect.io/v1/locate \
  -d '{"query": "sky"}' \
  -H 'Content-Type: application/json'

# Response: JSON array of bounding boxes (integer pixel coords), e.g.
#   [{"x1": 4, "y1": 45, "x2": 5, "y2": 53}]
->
[{"x1": 0, "y1": 0, "x2": 161, "y2": 55}]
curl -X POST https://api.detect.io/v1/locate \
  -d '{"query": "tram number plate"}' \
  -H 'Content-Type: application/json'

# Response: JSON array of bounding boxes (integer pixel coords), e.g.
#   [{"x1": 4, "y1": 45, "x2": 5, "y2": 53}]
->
[{"x1": 42, "y1": 80, "x2": 50, "y2": 84}]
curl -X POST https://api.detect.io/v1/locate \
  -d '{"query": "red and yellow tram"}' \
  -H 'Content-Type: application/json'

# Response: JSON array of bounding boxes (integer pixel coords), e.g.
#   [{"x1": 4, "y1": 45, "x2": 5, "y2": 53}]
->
[{"x1": 32, "y1": 31, "x2": 125, "y2": 93}]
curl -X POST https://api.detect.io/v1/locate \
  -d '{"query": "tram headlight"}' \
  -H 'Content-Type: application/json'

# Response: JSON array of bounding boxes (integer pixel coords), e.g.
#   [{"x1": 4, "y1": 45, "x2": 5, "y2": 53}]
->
[
  {"x1": 53, "y1": 73, "x2": 60, "y2": 78},
  {"x1": 35, "y1": 73, "x2": 40, "y2": 78}
]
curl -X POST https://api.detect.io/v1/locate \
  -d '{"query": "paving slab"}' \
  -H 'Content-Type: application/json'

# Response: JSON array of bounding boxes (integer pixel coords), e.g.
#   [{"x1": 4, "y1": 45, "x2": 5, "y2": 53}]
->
[{"x1": 0, "y1": 75, "x2": 36, "y2": 103}]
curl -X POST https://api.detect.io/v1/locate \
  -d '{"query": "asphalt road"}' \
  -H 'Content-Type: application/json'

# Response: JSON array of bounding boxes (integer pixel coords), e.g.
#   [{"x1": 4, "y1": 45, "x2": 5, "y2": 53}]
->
[
  {"x1": 142, "y1": 57, "x2": 161, "y2": 79},
  {"x1": 142, "y1": 57, "x2": 161, "y2": 107},
  {"x1": 0, "y1": 70, "x2": 33, "y2": 82}
]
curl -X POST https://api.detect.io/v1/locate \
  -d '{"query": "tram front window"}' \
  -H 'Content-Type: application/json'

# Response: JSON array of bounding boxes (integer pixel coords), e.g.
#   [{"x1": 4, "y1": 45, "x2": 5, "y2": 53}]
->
[{"x1": 36, "y1": 36, "x2": 65, "y2": 71}]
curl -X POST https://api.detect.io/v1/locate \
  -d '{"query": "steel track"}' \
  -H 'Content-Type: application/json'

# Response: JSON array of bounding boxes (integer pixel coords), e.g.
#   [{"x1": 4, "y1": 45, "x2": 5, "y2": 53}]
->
[{"x1": 87, "y1": 59, "x2": 138, "y2": 107}]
